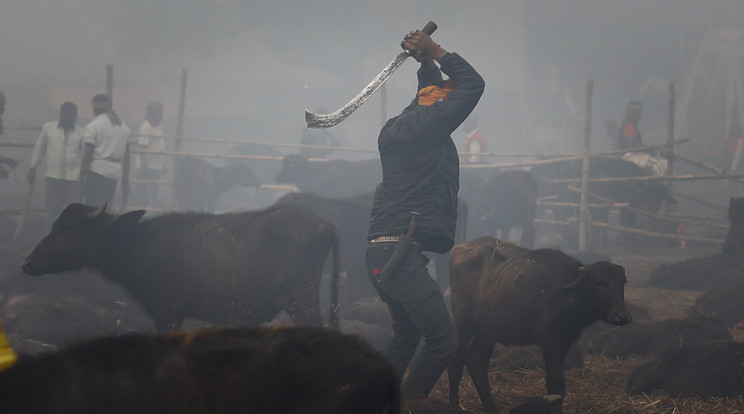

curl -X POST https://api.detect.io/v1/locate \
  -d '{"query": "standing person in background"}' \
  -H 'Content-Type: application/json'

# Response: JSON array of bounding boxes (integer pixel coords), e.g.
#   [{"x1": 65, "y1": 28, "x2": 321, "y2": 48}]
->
[
  {"x1": 135, "y1": 101, "x2": 166, "y2": 207},
  {"x1": 0, "y1": 92, "x2": 5, "y2": 136},
  {"x1": 618, "y1": 100, "x2": 643, "y2": 150},
  {"x1": 462, "y1": 113, "x2": 487, "y2": 163},
  {"x1": 28, "y1": 102, "x2": 84, "y2": 219},
  {"x1": 365, "y1": 29, "x2": 484, "y2": 398},
  {"x1": 0, "y1": 92, "x2": 19, "y2": 178},
  {"x1": 79, "y1": 94, "x2": 135, "y2": 207}
]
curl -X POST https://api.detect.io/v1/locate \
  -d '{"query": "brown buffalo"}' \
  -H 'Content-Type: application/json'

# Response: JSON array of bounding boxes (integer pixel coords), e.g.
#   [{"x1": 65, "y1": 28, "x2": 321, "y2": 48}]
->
[
  {"x1": 448, "y1": 237, "x2": 631, "y2": 414},
  {"x1": 22, "y1": 203, "x2": 339, "y2": 332},
  {"x1": 0, "y1": 326, "x2": 400, "y2": 414}
]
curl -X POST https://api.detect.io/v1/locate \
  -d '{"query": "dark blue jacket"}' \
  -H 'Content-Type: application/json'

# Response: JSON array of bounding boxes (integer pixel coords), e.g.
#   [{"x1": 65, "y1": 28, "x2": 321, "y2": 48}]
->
[{"x1": 367, "y1": 52, "x2": 484, "y2": 253}]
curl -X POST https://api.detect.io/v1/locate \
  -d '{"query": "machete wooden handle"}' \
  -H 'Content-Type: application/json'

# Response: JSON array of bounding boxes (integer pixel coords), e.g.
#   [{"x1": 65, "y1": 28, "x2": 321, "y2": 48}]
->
[{"x1": 422, "y1": 21, "x2": 438, "y2": 35}]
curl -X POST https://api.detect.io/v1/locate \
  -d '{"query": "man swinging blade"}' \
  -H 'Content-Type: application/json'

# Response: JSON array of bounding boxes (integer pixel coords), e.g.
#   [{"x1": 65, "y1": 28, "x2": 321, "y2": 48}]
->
[
  {"x1": 305, "y1": 21, "x2": 437, "y2": 129},
  {"x1": 365, "y1": 25, "x2": 485, "y2": 399}
]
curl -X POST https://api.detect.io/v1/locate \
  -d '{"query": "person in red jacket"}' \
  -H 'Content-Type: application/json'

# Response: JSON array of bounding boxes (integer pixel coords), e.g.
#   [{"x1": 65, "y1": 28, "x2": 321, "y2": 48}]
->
[{"x1": 618, "y1": 101, "x2": 643, "y2": 150}]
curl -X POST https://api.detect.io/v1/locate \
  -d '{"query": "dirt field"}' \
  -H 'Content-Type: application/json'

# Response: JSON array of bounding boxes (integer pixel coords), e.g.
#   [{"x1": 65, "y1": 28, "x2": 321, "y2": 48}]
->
[{"x1": 428, "y1": 245, "x2": 744, "y2": 414}]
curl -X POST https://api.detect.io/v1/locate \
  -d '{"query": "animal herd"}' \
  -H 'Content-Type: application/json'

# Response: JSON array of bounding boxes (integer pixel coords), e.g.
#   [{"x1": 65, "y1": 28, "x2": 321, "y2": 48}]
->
[{"x1": 2, "y1": 152, "x2": 744, "y2": 413}]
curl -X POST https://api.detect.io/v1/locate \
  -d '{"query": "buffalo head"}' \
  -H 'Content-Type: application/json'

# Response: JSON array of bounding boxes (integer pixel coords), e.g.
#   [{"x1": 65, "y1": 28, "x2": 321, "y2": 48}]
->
[
  {"x1": 561, "y1": 261, "x2": 632, "y2": 326},
  {"x1": 22, "y1": 203, "x2": 146, "y2": 276},
  {"x1": 274, "y1": 154, "x2": 310, "y2": 185}
]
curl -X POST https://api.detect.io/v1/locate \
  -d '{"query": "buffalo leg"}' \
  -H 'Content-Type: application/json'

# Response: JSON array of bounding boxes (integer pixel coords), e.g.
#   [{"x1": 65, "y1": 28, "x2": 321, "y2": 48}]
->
[
  {"x1": 466, "y1": 334, "x2": 498, "y2": 414},
  {"x1": 447, "y1": 319, "x2": 473, "y2": 409},
  {"x1": 542, "y1": 345, "x2": 568, "y2": 396}
]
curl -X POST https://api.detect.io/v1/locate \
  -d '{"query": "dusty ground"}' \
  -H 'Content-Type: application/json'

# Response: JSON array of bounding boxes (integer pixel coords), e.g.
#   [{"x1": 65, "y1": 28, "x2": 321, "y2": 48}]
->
[{"x1": 428, "y1": 245, "x2": 744, "y2": 414}]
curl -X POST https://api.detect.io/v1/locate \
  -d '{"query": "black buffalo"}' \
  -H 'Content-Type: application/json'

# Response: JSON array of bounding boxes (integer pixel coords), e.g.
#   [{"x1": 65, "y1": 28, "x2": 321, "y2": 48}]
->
[
  {"x1": 647, "y1": 252, "x2": 744, "y2": 291},
  {"x1": 531, "y1": 156, "x2": 676, "y2": 248},
  {"x1": 272, "y1": 191, "x2": 468, "y2": 296},
  {"x1": 585, "y1": 317, "x2": 732, "y2": 359},
  {"x1": 687, "y1": 288, "x2": 744, "y2": 328},
  {"x1": 22, "y1": 203, "x2": 340, "y2": 332},
  {"x1": 626, "y1": 341, "x2": 744, "y2": 399},
  {"x1": 447, "y1": 237, "x2": 631, "y2": 414},
  {"x1": 648, "y1": 197, "x2": 744, "y2": 290},
  {"x1": 722, "y1": 197, "x2": 744, "y2": 254},
  {"x1": 172, "y1": 156, "x2": 261, "y2": 212},
  {"x1": 468, "y1": 170, "x2": 538, "y2": 248},
  {"x1": 0, "y1": 326, "x2": 400, "y2": 414},
  {"x1": 274, "y1": 154, "x2": 381, "y2": 198},
  {"x1": 273, "y1": 192, "x2": 374, "y2": 306}
]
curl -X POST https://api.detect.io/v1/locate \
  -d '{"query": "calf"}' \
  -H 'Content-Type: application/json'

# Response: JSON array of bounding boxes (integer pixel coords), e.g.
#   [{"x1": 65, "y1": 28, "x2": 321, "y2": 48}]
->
[
  {"x1": 626, "y1": 341, "x2": 744, "y2": 398},
  {"x1": 22, "y1": 203, "x2": 339, "y2": 332},
  {"x1": 448, "y1": 237, "x2": 630, "y2": 414},
  {"x1": 0, "y1": 326, "x2": 400, "y2": 414}
]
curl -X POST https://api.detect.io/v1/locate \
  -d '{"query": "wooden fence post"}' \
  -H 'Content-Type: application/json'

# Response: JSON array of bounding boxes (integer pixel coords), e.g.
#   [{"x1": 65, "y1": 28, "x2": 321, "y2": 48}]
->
[
  {"x1": 175, "y1": 68, "x2": 188, "y2": 153},
  {"x1": 579, "y1": 78, "x2": 593, "y2": 251}
]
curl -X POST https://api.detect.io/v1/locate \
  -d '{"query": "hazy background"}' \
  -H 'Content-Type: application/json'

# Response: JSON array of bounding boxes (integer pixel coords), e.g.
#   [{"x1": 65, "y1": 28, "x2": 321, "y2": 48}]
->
[{"x1": 2, "y1": 0, "x2": 744, "y2": 160}]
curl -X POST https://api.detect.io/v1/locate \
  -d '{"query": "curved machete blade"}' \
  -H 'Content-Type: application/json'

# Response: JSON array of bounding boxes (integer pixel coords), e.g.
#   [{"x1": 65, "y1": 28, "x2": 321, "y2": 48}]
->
[{"x1": 305, "y1": 52, "x2": 409, "y2": 129}]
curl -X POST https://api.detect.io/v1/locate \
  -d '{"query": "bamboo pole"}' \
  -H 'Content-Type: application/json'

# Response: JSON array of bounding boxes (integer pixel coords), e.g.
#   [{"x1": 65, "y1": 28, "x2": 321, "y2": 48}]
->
[
  {"x1": 106, "y1": 64, "x2": 113, "y2": 104},
  {"x1": 655, "y1": 145, "x2": 744, "y2": 186},
  {"x1": 535, "y1": 217, "x2": 723, "y2": 245},
  {"x1": 579, "y1": 78, "x2": 593, "y2": 251},
  {"x1": 545, "y1": 172, "x2": 744, "y2": 184},
  {"x1": 673, "y1": 191, "x2": 727, "y2": 212},
  {"x1": 131, "y1": 149, "x2": 284, "y2": 162},
  {"x1": 175, "y1": 69, "x2": 188, "y2": 153},
  {"x1": 666, "y1": 82, "x2": 675, "y2": 183}
]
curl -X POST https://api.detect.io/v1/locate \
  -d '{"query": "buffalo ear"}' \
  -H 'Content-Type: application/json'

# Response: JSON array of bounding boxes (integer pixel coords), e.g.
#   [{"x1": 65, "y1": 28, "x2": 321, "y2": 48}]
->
[
  {"x1": 112, "y1": 209, "x2": 146, "y2": 228},
  {"x1": 89, "y1": 202, "x2": 108, "y2": 218}
]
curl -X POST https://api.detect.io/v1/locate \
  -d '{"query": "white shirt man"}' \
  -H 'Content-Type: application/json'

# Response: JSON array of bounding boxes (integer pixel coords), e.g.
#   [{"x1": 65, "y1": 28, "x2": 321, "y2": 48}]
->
[
  {"x1": 28, "y1": 102, "x2": 84, "y2": 218},
  {"x1": 134, "y1": 101, "x2": 166, "y2": 207},
  {"x1": 80, "y1": 94, "x2": 135, "y2": 207}
]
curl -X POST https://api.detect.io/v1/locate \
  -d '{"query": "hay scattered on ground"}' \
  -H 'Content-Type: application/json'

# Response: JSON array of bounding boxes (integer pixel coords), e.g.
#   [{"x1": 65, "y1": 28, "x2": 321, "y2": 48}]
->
[{"x1": 430, "y1": 355, "x2": 744, "y2": 413}]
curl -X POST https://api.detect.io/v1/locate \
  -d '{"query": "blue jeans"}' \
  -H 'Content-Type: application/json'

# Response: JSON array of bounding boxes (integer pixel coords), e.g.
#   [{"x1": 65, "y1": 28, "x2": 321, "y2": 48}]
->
[{"x1": 366, "y1": 241, "x2": 457, "y2": 397}]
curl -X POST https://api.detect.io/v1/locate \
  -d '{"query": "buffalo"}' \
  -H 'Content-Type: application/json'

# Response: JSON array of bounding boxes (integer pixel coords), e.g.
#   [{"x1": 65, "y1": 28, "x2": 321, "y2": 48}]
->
[
  {"x1": 448, "y1": 237, "x2": 631, "y2": 414},
  {"x1": 585, "y1": 317, "x2": 732, "y2": 359},
  {"x1": 647, "y1": 252, "x2": 744, "y2": 291},
  {"x1": 274, "y1": 154, "x2": 381, "y2": 198},
  {"x1": 468, "y1": 170, "x2": 538, "y2": 248},
  {"x1": 22, "y1": 203, "x2": 340, "y2": 332},
  {"x1": 273, "y1": 192, "x2": 374, "y2": 305},
  {"x1": 687, "y1": 288, "x2": 744, "y2": 328},
  {"x1": 531, "y1": 156, "x2": 676, "y2": 248},
  {"x1": 0, "y1": 326, "x2": 400, "y2": 414},
  {"x1": 172, "y1": 156, "x2": 261, "y2": 212},
  {"x1": 626, "y1": 341, "x2": 744, "y2": 399},
  {"x1": 272, "y1": 191, "x2": 468, "y2": 296},
  {"x1": 648, "y1": 197, "x2": 744, "y2": 290},
  {"x1": 722, "y1": 197, "x2": 744, "y2": 254}
]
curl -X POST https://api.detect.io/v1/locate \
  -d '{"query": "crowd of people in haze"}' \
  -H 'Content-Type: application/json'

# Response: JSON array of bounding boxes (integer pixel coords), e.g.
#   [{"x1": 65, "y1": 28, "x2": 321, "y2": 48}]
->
[{"x1": 1, "y1": 92, "x2": 168, "y2": 222}]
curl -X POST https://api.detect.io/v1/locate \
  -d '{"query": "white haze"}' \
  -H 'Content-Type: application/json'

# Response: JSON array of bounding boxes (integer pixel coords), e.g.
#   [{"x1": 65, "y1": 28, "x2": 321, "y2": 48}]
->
[{"x1": 2, "y1": 0, "x2": 744, "y2": 158}]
